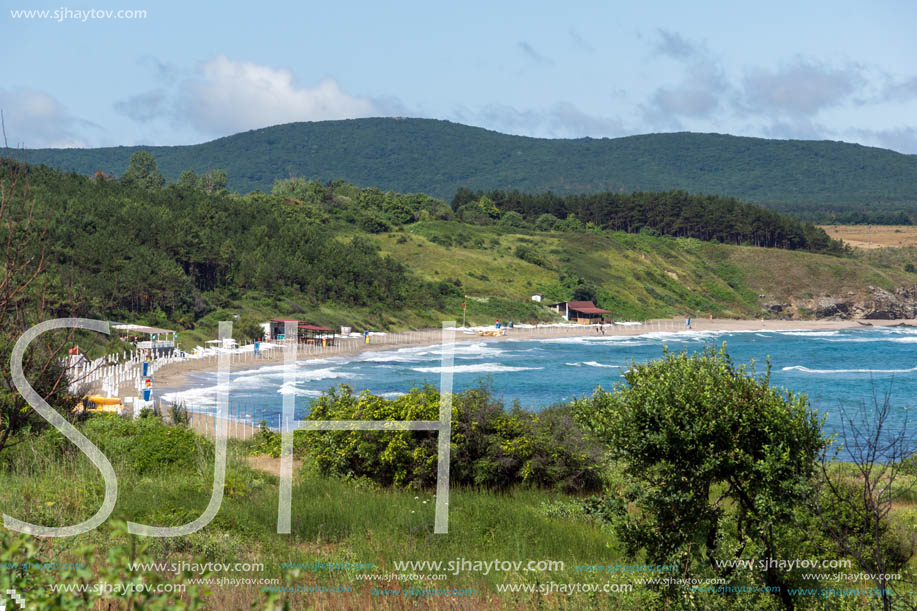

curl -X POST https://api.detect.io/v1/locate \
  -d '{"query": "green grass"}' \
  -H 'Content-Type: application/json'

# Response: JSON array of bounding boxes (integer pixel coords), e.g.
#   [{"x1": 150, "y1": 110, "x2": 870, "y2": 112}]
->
[{"x1": 4, "y1": 413, "x2": 917, "y2": 609}]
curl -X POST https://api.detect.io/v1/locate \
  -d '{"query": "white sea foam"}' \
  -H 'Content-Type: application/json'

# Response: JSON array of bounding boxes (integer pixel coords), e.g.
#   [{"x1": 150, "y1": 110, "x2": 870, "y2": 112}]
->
[
  {"x1": 276, "y1": 382, "x2": 323, "y2": 397},
  {"x1": 411, "y1": 363, "x2": 542, "y2": 374},
  {"x1": 780, "y1": 331, "x2": 841, "y2": 337},
  {"x1": 782, "y1": 364, "x2": 917, "y2": 374},
  {"x1": 565, "y1": 361, "x2": 620, "y2": 368}
]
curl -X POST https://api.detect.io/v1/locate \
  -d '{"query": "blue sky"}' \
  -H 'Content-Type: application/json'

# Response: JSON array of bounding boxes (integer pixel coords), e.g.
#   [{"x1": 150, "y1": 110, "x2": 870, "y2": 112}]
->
[{"x1": 4, "y1": 0, "x2": 917, "y2": 151}]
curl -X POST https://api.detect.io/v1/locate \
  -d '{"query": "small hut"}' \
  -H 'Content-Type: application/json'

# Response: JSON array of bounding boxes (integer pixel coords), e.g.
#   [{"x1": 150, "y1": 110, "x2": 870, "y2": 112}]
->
[
  {"x1": 547, "y1": 300, "x2": 611, "y2": 324},
  {"x1": 267, "y1": 319, "x2": 335, "y2": 346}
]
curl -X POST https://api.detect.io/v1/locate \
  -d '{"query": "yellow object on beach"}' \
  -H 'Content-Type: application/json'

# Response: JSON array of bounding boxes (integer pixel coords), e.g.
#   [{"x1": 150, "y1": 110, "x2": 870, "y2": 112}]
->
[
  {"x1": 87, "y1": 395, "x2": 122, "y2": 405},
  {"x1": 477, "y1": 329, "x2": 505, "y2": 337},
  {"x1": 73, "y1": 395, "x2": 125, "y2": 415}
]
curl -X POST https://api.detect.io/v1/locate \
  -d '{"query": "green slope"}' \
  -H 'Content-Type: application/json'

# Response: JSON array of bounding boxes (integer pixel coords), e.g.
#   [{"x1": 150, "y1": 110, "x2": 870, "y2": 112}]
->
[
  {"x1": 375, "y1": 222, "x2": 917, "y2": 322},
  {"x1": 20, "y1": 118, "x2": 917, "y2": 220}
]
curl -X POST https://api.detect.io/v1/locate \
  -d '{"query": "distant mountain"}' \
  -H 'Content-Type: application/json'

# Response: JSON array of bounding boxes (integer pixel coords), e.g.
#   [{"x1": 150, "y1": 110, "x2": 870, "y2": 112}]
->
[{"x1": 18, "y1": 118, "x2": 917, "y2": 220}]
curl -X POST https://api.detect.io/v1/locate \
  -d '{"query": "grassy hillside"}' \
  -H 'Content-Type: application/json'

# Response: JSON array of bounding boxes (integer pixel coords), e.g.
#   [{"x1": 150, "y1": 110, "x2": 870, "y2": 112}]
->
[
  {"x1": 374, "y1": 222, "x2": 917, "y2": 323},
  {"x1": 21, "y1": 118, "x2": 917, "y2": 221}
]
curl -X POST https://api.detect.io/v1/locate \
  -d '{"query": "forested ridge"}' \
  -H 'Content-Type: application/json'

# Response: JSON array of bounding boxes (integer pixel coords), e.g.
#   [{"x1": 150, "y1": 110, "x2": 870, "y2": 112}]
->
[
  {"x1": 0, "y1": 152, "x2": 854, "y2": 338},
  {"x1": 452, "y1": 188, "x2": 840, "y2": 251},
  {"x1": 19, "y1": 118, "x2": 917, "y2": 223}
]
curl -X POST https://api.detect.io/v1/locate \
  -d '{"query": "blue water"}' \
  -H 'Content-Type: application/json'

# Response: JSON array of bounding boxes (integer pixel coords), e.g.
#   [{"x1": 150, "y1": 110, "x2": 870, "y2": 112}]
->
[{"x1": 164, "y1": 327, "x2": 917, "y2": 441}]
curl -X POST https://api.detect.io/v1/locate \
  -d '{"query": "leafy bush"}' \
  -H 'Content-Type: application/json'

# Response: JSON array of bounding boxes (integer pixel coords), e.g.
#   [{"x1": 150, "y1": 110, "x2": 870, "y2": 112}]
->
[
  {"x1": 358, "y1": 212, "x2": 393, "y2": 233},
  {"x1": 428, "y1": 234, "x2": 453, "y2": 247},
  {"x1": 514, "y1": 244, "x2": 549, "y2": 267},
  {"x1": 0, "y1": 522, "x2": 207, "y2": 609},
  {"x1": 498, "y1": 210, "x2": 526, "y2": 228},
  {"x1": 535, "y1": 213, "x2": 559, "y2": 231},
  {"x1": 301, "y1": 384, "x2": 604, "y2": 492},
  {"x1": 571, "y1": 344, "x2": 826, "y2": 602},
  {"x1": 248, "y1": 424, "x2": 283, "y2": 458}
]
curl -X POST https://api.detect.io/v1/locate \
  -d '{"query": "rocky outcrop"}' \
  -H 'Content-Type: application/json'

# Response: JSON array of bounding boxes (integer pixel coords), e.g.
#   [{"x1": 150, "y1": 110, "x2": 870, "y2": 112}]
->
[
  {"x1": 854, "y1": 286, "x2": 917, "y2": 319},
  {"x1": 759, "y1": 285, "x2": 917, "y2": 320}
]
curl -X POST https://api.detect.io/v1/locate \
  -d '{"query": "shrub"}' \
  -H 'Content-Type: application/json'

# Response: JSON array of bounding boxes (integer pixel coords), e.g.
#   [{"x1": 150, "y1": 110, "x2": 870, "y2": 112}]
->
[
  {"x1": 571, "y1": 344, "x2": 826, "y2": 604},
  {"x1": 301, "y1": 384, "x2": 604, "y2": 492},
  {"x1": 535, "y1": 213, "x2": 559, "y2": 232},
  {"x1": 357, "y1": 213, "x2": 393, "y2": 234},
  {"x1": 82, "y1": 414, "x2": 210, "y2": 475},
  {"x1": 498, "y1": 211, "x2": 525, "y2": 228},
  {"x1": 514, "y1": 244, "x2": 548, "y2": 267},
  {"x1": 906, "y1": 263, "x2": 915, "y2": 273},
  {"x1": 428, "y1": 234, "x2": 453, "y2": 247}
]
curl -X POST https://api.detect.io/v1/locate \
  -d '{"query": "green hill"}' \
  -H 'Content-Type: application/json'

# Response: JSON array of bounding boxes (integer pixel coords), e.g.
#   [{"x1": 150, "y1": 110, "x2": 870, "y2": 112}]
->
[
  {"x1": 4, "y1": 160, "x2": 914, "y2": 349},
  {"x1": 18, "y1": 118, "x2": 917, "y2": 222}
]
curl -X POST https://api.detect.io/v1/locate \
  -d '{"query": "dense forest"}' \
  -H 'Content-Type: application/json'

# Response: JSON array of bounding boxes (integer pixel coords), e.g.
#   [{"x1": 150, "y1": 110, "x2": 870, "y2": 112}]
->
[
  {"x1": 20, "y1": 118, "x2": 917, "y2": 223},
  {"x1": 452, "y1": 188, "x2": 841, "y2": 252},
  {"x1": 0, "y1": 152, "x2": 848, "y2": 336},
  {"x1": 8, "y1": 159, "x2": 459, "y2": 327}
]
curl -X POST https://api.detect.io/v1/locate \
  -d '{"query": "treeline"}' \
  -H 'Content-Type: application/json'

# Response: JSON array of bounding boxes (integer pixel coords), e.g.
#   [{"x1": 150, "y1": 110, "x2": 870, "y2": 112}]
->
[
  {"x1": 784, "y1": 207, "x2": 914, "y2": 225},
  {"x1": 452, "y1": 188, "x2": 845, "y2": 253},
  {"x1": 6, "y1": 157, "x2": 460, "y2": 327}
]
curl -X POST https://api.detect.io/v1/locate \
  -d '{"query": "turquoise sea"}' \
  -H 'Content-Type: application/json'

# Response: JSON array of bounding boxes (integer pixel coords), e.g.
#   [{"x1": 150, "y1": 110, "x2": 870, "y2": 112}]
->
[{"x1": 164, "y1": 327, "x2": 917, "y2": 443}]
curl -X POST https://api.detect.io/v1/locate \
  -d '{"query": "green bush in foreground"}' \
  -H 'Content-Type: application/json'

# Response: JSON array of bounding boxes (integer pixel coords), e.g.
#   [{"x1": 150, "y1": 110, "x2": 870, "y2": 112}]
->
[
  {"x1": 300, "y1": 384, "x2": 604, "y2": 492},
  {"x1": 0, "y1": 522, "x2": 207, "y2": 609},
  {"x1": 572, "y1": 344, "x2": 827, "y2": 610}
]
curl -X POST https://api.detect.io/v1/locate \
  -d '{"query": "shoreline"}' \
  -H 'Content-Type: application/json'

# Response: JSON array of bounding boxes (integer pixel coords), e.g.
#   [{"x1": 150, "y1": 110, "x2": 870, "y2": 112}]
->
[{"x1": 153, "y1": 317, "x2": 917, "y2": 396}]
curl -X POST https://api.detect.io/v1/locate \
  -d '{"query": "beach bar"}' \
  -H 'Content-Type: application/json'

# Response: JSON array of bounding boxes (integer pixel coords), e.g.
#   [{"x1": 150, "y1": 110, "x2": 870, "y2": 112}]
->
[
  {"x1": 111, "y1": 324, "x2": 177, "y2": 356},
  {"x1": 547, "y1": 300, "x2": 612, "y2": 324},
  {"x1": 267, "y1": 319, "x2": 336, "y2": 346}
]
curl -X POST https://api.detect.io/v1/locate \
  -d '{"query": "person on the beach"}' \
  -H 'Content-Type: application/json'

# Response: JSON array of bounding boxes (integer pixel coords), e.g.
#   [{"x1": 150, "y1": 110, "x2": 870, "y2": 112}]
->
[{"x1": 685, "y1": 315, "x2": 691, "y2": 329}]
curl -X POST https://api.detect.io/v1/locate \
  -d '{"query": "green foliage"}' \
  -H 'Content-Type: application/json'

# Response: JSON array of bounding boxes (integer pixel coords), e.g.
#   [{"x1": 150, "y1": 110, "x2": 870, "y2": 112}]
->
[
  {"x1": 905, "y1": 263, "x2": 915, "y2": 273},
  {"x1": 513, "y1": 244, "x2": 548, "y2": 267},
  {"x1": 247, "y1": 424, "x2": 284, "y2": 458},
  {"x1": 82, "y1": 414, "x2": 211, "y2": 475},
  {"x1": 121, "y1": 151, "x2": 165, "y2": 190},
  {"x1": 302, "y1": 384, "x2": 604, "y2": 492},
  {"x1": 535, "y1": 213, "x2": 559, "y2": 231},
  {"x1": 22, "y1": 118, "x2": 917, "y2": 222},
  {"x1": 14, "y1": 163, "x2": 457, "y2": 327},
  {"x1": 497, "y1": 210, "x2": 525, "y2": 228},
  {"x1": 469, "y1": 188, "x2": 843, "y2": 253},
  {"x1": 571, "y1": 344, "x2": 826, "y2": 602},
  {"x1": 0, "y1": 522, "x2": 207, "y2": 609}
]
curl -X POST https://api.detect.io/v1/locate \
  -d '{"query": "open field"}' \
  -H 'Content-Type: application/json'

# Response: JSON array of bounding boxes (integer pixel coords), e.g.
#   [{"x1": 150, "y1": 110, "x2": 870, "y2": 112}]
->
[{"x1": 819, "y1": 224, "x2": 917, "y2": 249}]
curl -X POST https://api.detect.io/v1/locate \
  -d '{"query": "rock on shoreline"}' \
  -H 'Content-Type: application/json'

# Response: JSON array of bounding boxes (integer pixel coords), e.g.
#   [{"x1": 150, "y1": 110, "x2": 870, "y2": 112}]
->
[{"x1": 762, "y1": 285, "x2": 917, "y2": 320}]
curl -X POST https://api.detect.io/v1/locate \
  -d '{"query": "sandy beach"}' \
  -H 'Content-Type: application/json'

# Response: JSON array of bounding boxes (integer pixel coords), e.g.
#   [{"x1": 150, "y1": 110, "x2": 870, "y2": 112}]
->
[{"x1": 153, "y1": 317, "x2": 917, "y2": 393}]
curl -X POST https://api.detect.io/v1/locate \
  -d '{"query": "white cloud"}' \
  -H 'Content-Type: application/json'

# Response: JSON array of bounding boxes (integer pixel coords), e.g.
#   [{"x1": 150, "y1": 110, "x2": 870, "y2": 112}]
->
[
  {"x1": 740, "y1": 59, "x2": 863, "y2": 116},
  {"x1": 113, "y1": 90, "x2": 168, "y2": 123},
  {"x1": 175, "y1": 55, "x2": 380, "y2": 135},
  {"x1": 0, "y1": 88, "x2": 94, "y2": 148},
  {"x1": 644, "y1": 60, "x2": 729, "y2": 124}
]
